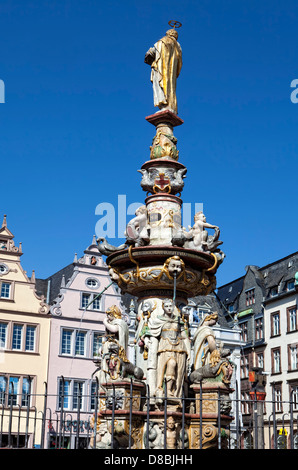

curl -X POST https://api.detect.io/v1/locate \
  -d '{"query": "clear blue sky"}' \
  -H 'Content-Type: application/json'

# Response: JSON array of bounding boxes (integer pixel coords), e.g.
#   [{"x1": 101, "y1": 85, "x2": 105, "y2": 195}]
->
[{"x1": 1, "y1": 0, "x2": 297, "y2": 288}]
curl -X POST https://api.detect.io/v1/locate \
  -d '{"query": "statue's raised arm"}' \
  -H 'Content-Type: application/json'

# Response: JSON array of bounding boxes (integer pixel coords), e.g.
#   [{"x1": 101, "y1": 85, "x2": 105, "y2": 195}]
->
[{"x1": 145, "y1": 23, "x2": 182, "y2": 115}]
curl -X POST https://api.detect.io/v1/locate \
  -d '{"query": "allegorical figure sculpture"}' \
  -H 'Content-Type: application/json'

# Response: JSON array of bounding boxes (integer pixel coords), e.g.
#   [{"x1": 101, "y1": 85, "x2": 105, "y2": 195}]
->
[
  {"x1": 190, "y1": 313, "x2": 234, "y2": 385},
  {"x1": 145, "y1": 27, "x2": 182, "y2": 115},
  {"x1": 145, "y1": 298, "x2": 190, "y2": 405},
  {"x1": 98, "y1": 306, "x2": 129, "y2": 385}
]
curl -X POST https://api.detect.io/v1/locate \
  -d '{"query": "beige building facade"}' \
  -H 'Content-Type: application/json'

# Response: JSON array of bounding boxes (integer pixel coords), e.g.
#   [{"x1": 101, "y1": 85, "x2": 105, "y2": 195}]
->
[{"x1": 0, "y1": 215, "x2": 50, "y2": 448}]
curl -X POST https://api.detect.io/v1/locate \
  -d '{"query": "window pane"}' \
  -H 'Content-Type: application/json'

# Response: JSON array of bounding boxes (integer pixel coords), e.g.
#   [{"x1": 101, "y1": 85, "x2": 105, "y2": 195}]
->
[
  {"x1": 90, "y1": 381, "x2": 98, "y2": 410},
  {"x1": 12, "y1": 325, "x2": 23, "y2": 350},
  {"x1": 93, "y1": 333, "x2": 102, "y2": 357},
  {"x1": 21, "y1": 378, "x2": 31, "y2": 407},
  {"x1": 61, "y1": 330, "x2": 72, "y2": 355},
  {"x1": 0, "y1": 282, "x2": 10, "y2": 298},
  {"x1": 25, "y1": 326, "x2": 36, "y2": 351},
  {"x1": 92, "y1": 295, "x2": 101, "y2": 310},
  {"x1": 75, "y1": 331, "x2": 86, "y2": 356},
  {"x1": 0, "y1": 376, "x2": 7, "y2": 405},
  {"x1": 289, "y1": 308, "x2": 297, "y2": 331},
  {"x1": 59, "y1": 379, "x2": 70, "y2": 409},
  {"x1": 0, "y1": 323, "x2": 7, "y2": 348},
  {"x1": 9, "y1": 377, "x2": 19, "y2": 405},
  {"x1": 73, "y1": 381, "x2": 83, "y2": 410},
  {"x1": 81, "y1": 293, "x2": 91, "y2": 309}
]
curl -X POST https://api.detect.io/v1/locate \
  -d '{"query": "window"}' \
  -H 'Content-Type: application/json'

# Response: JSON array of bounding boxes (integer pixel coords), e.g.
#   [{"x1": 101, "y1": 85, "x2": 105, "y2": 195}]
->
[
  {"x1": 73, "y1": 381, "x2": 84, "y2": 410},
  {"x1": 287, "y1": 306, "x2": 297, "y2": 333},
  {"x1": 287, "y1": 280, "x2": 295, "y2": 291},
  {"x1": 0, "y1": 375, "x2": 33, "y2": 407},
  {"x1": 93, "y1": 332, "x2": 102, "y2": 357},
  {"x1": 273, "y1": 385, "x2": 283, "y2": 412},
  {"x1": 0, "y1": 264, "x2": 8, "y2": 274},
  {"x1": 81, "y1": 293, "x2": 91, "y2": 309},
  {"x1": 257, "y1": 352, "x2": 264, "y2": 369},
  {"x1": 0, "y1": 376, "x2": 6, "y2": 405},
  {"x1": 271, "y1": 312, "x2": 280, "y2": 337},
  {"x1": 8, "y1": 377, "x2": 19, "y2": 405},
  {"x1": 92, "y1": 296, "x2": 101, "y2": 311},
  {"x1": 58, "y1": 378, "x2": 86, "y2": 411},
  {"x1": 245, "y1": 289, "x2": 255, "y2": 306},
  {"x1": 272, "y1": 348, "x2": 281, "y2": 374},
  {"x1": 0, "y1": 282, "x2": 11, "y2": 299},
  {"x1": 290, "y1": 384, "x2": 298, "y2": 411},
  {"x1": 12, "y1": 324, "x2": 23, "y2": 350},
  {"x1": 255, "y1": 318, "x2": 263, "y2": 341},
  {"x1": 25, "y1": 326, "x2": 36, "y2": 352},
  {"x1": 240, "y1": 322, "x2": 248, "y2": 342},
  {"x1": 86, "y1": 278, "x2": 99, "y2": 289},
  {"x1": 61, "y1": 329, "x2": 73, "y2": 355},
  {"x1": 289, "y1": 344, "x2": 298, "y2": 371},
  {"x1": 90, "y1": 381, "x2": 98, "y2": 410},
  {"x1": 0, "y1": 323, "x2": 38, "y2": 353},
  {"x1": 81, "y1": 293, "x2": 101, "y2": 311},
  {"x1": 61, "y1": 329, "x2": 87, "y2": 357},
  {"x1": 241, "y1": 391, "x2": 250, "y2": 415},
  {"x1": 0, "y1": 323, "x2": 7, "y2": 348},
  {"x1": 58, "y1": 379, "x2": 70, "y2": 409},
  {"x1": 74, "y1": 331, "x2": 86, "y2": 357},
  {"x1": 270, "y1": 287, "x2": 278, "y2": 298},
  {"x1": 21, "y1": 377, "x2": 31, "y2": 407},
  {"x1": 241, "y1": 355, "x2": 249, "y2": 379}
]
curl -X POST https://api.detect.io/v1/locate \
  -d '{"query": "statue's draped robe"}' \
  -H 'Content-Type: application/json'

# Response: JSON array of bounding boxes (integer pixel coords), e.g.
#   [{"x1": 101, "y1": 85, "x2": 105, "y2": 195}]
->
[
  {"x1": 151, "y1": 35, "x2": 182, "y2": 114},
  {"x1": 193, "y1": 324, "x2": 216, "y2": 371},
  {"x1": 148, "y1": 314, "x2": 189, "y2": 398},
  {"x1": 99, "y1": 318, "x2": 129, "y2": 384}
]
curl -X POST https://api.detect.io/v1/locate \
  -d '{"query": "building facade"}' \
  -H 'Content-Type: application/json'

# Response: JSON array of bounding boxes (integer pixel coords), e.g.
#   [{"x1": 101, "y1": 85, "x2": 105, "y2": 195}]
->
[
  {"x1": 36, "y1": 236, "x2": 121, "y2": 448},
  {"x1": 217, "y1": 252, "x2": 298, "y2": 448},
  {"x1": 0, "y1": 215, "x2": 50, "y2": 448}
]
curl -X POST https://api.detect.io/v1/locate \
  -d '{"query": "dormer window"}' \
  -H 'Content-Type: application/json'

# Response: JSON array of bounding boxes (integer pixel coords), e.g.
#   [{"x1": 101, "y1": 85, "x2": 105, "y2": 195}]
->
[
  {"x1": 270, "y1": 287, "x2": 278, "y2": 297},
  {"x1": 245, "y1": 289, "x2": 255, "y2": 306},
  {"x1": 0, "y1": 241, "x2": 7, "y2": 250},
  {"x1": 287, "y1": 280, "x2": 295, "y2": 291}
]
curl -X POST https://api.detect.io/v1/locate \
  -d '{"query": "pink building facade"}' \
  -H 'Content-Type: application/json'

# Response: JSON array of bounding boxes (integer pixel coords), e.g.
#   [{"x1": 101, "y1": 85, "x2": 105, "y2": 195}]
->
[{"x1": 36, "y1": 236, "x2": 121, "y2": 448}]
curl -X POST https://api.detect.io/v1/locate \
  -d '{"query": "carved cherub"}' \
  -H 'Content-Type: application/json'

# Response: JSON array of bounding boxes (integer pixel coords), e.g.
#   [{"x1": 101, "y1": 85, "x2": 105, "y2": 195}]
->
[
  {"x1": 125, "y1": 205, "x2": 150, "y2": 247},
  {"x1": 183, "y1": 211, "x2": 222, "y2": 252}
]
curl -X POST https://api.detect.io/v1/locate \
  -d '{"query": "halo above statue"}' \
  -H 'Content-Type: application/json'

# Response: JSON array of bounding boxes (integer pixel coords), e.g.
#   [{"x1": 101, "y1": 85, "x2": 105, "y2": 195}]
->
[{"x1": 168, "y1": 20, "x2": 182, "y2": 29}]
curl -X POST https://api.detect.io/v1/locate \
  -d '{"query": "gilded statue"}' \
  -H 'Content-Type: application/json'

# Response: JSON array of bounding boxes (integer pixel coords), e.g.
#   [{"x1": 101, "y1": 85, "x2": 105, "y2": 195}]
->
[{"x1": 145, "y1": 26, "x2": 182, "y2": 115}]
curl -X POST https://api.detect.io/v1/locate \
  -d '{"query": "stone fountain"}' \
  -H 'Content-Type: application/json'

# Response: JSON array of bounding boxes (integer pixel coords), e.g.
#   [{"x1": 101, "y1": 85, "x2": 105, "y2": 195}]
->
[{"x1": 92, "y1": 22, "x2": 233, "y2": 450}]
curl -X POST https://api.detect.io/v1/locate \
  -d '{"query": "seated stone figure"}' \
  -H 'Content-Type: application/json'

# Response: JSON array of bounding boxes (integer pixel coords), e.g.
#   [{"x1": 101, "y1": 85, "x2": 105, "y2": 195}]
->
[{"x1": 190, "y1": 313, "x2": 234, "y2": 385}]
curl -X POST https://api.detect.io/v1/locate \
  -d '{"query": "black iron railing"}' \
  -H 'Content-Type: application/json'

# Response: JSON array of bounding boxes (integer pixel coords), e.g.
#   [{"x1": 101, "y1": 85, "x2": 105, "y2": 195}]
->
[{"x1": 0, "y1": 378, "x2": 297, "y2": 449}]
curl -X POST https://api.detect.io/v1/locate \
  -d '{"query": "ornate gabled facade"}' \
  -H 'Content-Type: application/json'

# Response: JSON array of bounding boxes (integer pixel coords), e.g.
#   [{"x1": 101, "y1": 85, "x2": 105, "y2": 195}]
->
[
  {"x1": 35, "y1": 236, "x2": 121, "y2": 448},
  {"x1": 0, "y1": 215, "x2": 50, "y2": 448}
]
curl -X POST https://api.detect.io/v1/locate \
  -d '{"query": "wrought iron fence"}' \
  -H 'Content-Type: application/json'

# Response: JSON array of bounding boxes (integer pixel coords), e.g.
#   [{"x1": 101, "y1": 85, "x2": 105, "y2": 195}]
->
[{"x1": 0, "y1": 378, "x2": 298, "y2": 449}]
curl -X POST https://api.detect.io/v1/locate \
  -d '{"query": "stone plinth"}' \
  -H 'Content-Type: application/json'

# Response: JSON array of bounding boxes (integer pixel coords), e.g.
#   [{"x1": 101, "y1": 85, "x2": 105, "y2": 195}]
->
[{"x1": 189, "y1": 381, "x2": 233, "y2": 449}]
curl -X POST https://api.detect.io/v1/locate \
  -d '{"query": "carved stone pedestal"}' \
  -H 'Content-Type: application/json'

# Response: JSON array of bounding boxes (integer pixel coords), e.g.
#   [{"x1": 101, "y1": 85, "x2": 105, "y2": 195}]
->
[
  {"x1": 91, "y1": 380, "x2": 145, "y2": 449},
  {"x1": 189, "y1": 381, "x2": 233, "y2": 449}
]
